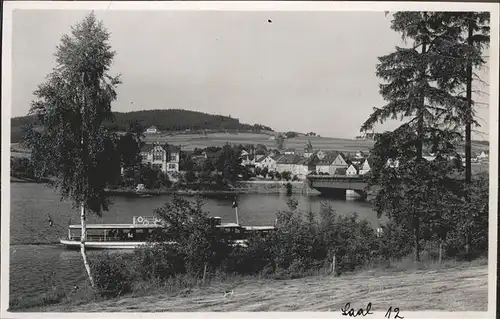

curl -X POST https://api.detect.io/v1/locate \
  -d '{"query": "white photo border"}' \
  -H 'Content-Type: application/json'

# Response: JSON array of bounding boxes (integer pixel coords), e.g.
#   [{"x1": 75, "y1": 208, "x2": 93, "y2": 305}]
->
[{"x1": 2, "y1": 1, "x2": 498, "y2": 319}]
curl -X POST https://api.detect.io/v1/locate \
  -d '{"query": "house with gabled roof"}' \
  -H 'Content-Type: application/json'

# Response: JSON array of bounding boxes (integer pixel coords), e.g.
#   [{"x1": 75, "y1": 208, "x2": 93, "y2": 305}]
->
[
  {"x1": 241, "y1": 154, "x2": 256, "y2": 166},
  {"x1": 276, "y1": 154, "x2": 302, "y2": 173},
  {"x1": 275, "y1": 154, "x2": 309, "y2": 179},
  {"x1": 305, "y1": 150, "x2": 348, "y2": 175},
  {"x1": 140, "y1": 142, "x2": 181, "y2": 173},
  {"x1": 346, "y1": 163, "x2": 359, "y2": 176},
  {"x1": 477, "y1": 150, "x2": 488, "y2": 159},
  {"x1": 360, "y1": 156, "x2": 400, "y2": 175},
  {"x1": 256, "y1": 154, "x2": 281, "y2": 172},
  {"x1": 359, "y1": 157, "x2": 373, "y2": 175}
]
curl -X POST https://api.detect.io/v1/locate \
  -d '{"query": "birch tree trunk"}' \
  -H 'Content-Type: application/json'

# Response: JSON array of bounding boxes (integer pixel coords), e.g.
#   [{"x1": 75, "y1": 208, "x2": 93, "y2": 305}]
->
[{"x1": 80, "y1": 203, "x2": 95, "y2": 289}]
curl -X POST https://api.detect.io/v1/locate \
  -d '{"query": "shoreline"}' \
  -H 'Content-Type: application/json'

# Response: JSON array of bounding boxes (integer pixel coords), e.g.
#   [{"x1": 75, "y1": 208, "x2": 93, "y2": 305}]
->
[
  {"x1": 105, "y1": 180, "x2": 316, "y2": 196},
  {"x1": 10, "y1": 179, "x2": 314, "y2": 196}
]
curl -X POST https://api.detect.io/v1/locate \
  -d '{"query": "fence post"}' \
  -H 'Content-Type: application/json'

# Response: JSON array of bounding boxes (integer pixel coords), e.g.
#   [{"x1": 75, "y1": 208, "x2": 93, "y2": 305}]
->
[
  {"x1": 332, "y1": 254, "x2": 336, "y2": 276},
  {"x1": 438, "y1": 242, "x2": 442, "y2": 265},
  {"x1": 202, "y1": 262, "x2": 208, "y2": 285}
]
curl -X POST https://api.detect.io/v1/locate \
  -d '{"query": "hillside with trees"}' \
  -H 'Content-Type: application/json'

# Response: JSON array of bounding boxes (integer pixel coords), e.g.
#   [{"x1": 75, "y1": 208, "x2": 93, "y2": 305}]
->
[{"x1": 11, "y1": 109, "x2": 274, "y2": 142}]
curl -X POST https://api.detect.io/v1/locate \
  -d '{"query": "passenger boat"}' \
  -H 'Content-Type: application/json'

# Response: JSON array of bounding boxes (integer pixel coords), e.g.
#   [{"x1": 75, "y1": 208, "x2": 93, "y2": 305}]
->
[
  {"x1": 60, "y1": 216, "x2": 171, "y2": 250},
  {"x1": 60, "y1": 216, "x2": 276, "y2": 250}
]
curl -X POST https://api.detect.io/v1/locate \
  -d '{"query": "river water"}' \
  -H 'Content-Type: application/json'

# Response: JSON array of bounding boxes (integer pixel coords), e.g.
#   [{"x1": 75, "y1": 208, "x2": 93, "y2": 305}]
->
[{"x1": 9, "y1": 182, "x2": 379, "y2": 304}]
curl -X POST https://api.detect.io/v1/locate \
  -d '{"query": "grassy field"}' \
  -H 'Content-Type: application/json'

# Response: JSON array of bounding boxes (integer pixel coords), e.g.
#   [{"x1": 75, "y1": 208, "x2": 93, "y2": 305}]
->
[
  {"x1": 145, "y1": 132, "x2": 376, "y2": 152},
  {"x1": 144, "y1": 132, "x2": 490, "y2": 154},
  {"x1": 10, "y1": 132, "x2": 489, "y2": 158},
  {"x1": 33, "y1": 259, "x2": 488, "y2": 312}
]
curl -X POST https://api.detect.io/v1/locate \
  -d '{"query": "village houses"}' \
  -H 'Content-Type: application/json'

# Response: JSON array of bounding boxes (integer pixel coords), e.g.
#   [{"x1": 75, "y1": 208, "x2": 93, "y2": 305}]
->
[{"x1": 305, "y1": 150, "x2": 349, "y2": 175}]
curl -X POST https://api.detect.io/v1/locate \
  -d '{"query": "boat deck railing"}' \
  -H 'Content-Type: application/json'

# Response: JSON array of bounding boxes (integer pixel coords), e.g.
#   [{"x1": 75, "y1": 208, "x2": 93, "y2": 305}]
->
[
  {"x1": 133, "y1": 216, "x2": 162, "y2": 225},
  {"x1": 69, "y1": 235, "x2": 148, "y2": 242}
]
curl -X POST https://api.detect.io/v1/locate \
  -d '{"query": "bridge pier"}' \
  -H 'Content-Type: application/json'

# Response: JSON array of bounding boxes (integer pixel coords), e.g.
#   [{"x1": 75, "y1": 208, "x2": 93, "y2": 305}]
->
[
  {"x1": 353, "y1": 190, "x2": 367, "y2": 200},
  {"x1": 316, "y1": 188, "x2": 346, "y2": 199}
]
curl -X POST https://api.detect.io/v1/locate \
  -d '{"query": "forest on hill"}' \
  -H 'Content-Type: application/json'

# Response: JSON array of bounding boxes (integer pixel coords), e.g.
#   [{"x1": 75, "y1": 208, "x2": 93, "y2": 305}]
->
[{"x1": 10, "y1": 109, "x2": 274, "y2": 142}]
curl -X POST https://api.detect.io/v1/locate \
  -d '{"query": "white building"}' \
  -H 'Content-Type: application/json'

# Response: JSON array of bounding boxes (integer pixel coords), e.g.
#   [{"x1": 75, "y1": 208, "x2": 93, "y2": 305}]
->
[
  {"x1": 309, "y1": 150, "x2": 348, "y2": 175},
  {"x1": 140, "y1": 143, "x2": 180, "y2": 173},
  {"x1": 477, "y1": 151, "x2": 488, "y2": 159},
  {"x1": 359, "y1": 157, "x2": 372, "y2": 175},
  {"x1": 346, "y1": 164, "x2": 359, "y2": 176},
  {"x1": 256, "y1": 155, "x2": 280, "y2": 172},
  {"x1": 145, "y1": 126, "x2": 158, "y2": 134}
]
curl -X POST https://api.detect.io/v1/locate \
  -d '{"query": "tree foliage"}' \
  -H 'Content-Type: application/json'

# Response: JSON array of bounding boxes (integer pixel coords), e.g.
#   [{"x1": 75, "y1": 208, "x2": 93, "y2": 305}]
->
[
  {"x1": 153, "y1": 196, "x2": 231, "y2": 273},
  {"x1": 216, "y1": 144, "x2": 243, "y2": 185},
  {"x1": 361, "y1": 12, "x2": 489, "y2": 261},
  {"x1": 23, "y1": 13, "x2": 121, "y2": 215},
  {"x1": 12, "y1": 109, "x2": 274, "y2": 142}
]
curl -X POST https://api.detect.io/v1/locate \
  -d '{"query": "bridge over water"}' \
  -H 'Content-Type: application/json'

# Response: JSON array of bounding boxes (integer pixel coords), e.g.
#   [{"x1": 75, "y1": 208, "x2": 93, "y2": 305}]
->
[{"x1": 306, "y1": 175, "x2": 368, "y2": 199}]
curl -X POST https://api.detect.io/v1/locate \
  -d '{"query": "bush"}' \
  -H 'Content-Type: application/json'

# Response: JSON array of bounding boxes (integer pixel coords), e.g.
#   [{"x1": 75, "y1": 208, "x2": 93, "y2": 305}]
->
[
  {"x1": 185, "y1": 170, "x2": 196, "y2": 183},
  {"x1": 275, "y1": 171, "x2": 282, "y2": 180},
  {"x1": 285, "y1": 182, "x2": 293, "y2": 196},
  {"x1": 376, "y1": 221, "x2": 414, "y2": 263},
  {"x1": 316, "y1": 205, "x2": 379, "y2": 273},
  {"x1": 154, "y1": 195, "x2": 232, "y2": 274},
  {"x1": 91, "y1": 252, "x2": 132, "y2": 298},
  {"x1": 130, "y1": 243, "x2": 186, "y2": 282},
  {"x1": 281, "y1": 171, "x2": 292, "y2": 181}
]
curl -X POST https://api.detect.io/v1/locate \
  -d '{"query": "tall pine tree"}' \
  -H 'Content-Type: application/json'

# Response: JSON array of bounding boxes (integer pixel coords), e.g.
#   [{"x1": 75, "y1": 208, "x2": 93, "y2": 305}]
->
[{"x1": 361, "y1": 12, "x2": 471, "y2": 261}]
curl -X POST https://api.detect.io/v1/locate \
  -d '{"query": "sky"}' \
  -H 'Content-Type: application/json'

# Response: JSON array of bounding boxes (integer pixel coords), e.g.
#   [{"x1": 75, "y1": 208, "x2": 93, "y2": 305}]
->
[{"x1": 11, "y1": 9, "x2": 491, "y2": 140}]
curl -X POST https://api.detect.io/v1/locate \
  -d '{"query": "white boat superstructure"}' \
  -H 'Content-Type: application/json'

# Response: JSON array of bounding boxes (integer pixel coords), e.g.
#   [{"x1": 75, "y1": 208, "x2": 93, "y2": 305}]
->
[
  {"x1": 60, "y1": 216, "x2": 169, "y2": 250},
  {"x1": 60, "y1": 216, "x2": 276, "y2": 250}
]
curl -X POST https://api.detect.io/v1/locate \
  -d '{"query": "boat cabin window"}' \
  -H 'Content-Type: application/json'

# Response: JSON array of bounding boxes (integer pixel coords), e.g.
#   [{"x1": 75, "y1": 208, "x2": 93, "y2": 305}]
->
[
  {"x1": 69, "y1": 227, "x2": 156, "y2": 241},
  {"x1": 219, "y1": 227, "x2": 245, "y2": 240}
]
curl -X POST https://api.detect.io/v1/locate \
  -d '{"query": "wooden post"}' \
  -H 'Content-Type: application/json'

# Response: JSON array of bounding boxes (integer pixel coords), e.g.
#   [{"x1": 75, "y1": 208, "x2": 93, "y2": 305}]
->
[
  {"x1": 235, "y1": 207, "x2": 239, "y2": 225},
  {"x1": 438, "y1": 242, "x2": 442, "y2": 265},
  {"x1": 332, "y1": 254, "x2": 336, "y2": 276},
  {"x1": 202, "y1": 263, "x2": 208, "y2": 285}
]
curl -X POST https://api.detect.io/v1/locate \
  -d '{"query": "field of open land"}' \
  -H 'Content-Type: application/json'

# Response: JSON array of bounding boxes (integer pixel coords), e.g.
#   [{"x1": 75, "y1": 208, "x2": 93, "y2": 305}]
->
[
  {"x1": 10, "y1": 132, "x2": 490, "y2": 155},
  {"x1": 34, "y1": 260, "x2": 488, "y2": 312},
  {"x1": 144, "y1": 132, "x2": 380, "y2": 152},
  {"x1": 144, "y1": 132, "x2": 490, "y2": 153}
]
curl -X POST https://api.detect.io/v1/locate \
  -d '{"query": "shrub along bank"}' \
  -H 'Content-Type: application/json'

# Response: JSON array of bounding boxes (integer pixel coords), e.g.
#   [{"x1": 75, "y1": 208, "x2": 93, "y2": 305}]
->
[{"x1": 87, "y1": 181, "x2": 487, "y2": 299}]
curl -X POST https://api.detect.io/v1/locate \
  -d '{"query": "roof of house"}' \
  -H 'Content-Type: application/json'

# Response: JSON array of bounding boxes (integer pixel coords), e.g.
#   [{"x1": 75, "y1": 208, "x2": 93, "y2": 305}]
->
[
  {"x1": 205, "y1": 150, "x2": 222, "y2": 159},
  {"x1": 140, "y1": 144, "x2": 157, "y2": 153},
  {"x1": 242, "y1": 154, "x2": 255, "y2": 161},
  {"x1": 164, "y1": 144, "x2": 181, "y2": 153},
  {"x1": 335, "y1": 167, "x2": 347, "y2": 175},
  {"x1": 255, "y1": 156, "x2": 266, "y2": 163},
  {"x1": 348, "y1": 163, "x2": 359, "y2": 171},
  {"x1": 360, "y1": 156, "x2": 374, "y2": 168},
  {"x1": 140, "y1": 143, "x2": 181, "y2": 154},
  {"x1": 296, "y1": 158, "x2": 308, "y2": 165},
  {"x1": 307, "y1": 150, "x2": 346, "y2": 166},
  {"x1": 276, "y1": 154, "x2": 303, "y2": 165}
]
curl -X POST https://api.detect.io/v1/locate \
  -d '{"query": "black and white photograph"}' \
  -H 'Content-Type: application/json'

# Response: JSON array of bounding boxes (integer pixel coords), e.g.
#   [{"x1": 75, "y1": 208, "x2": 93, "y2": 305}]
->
[{"x1": 1, "y1": 1, "x2": 498, "y2": 317}]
